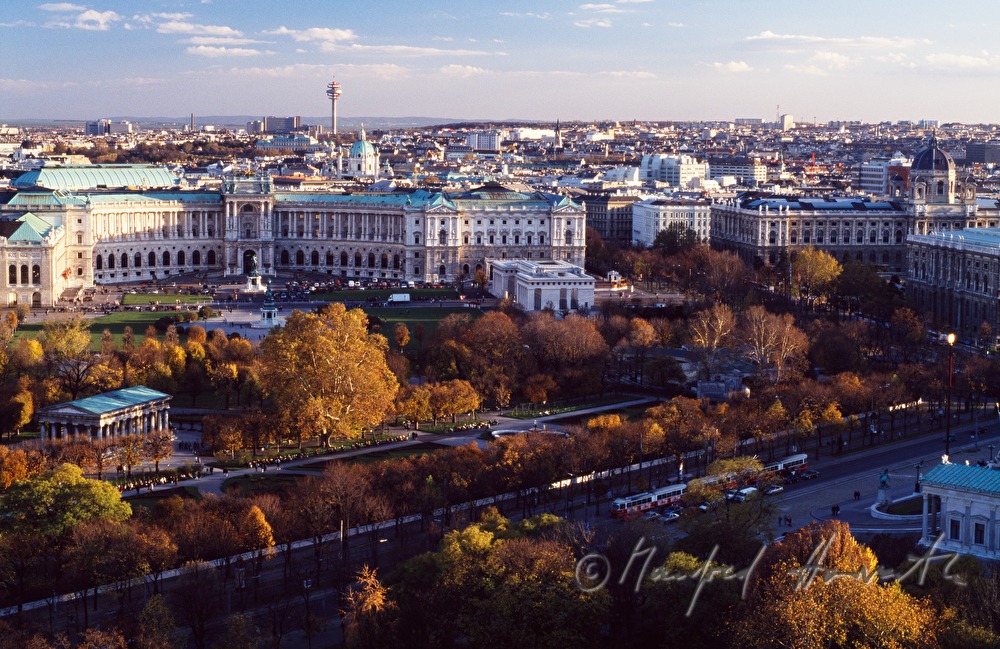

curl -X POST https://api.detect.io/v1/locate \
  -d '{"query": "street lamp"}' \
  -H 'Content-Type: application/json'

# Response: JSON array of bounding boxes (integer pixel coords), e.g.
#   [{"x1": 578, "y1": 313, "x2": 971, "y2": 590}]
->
[
  {"x1": 989, "y1": 444, "x2": 996, "y2": 465},
  {"x1": 914, "y1": 460, "x2": 924, "y2": 493},
  {"x1": 945, "y1": 332, "x2": 956, "y2": 456}
]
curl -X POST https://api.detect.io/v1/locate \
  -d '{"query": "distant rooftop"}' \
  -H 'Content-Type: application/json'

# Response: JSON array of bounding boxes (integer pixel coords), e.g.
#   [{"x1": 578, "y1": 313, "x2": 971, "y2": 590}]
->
[
  {"x1": 40, "y1": 386, "x2": 172, "y2": 416},
  {"x1": 12, "y1": 165, "x2": 178, "y2": 191}
]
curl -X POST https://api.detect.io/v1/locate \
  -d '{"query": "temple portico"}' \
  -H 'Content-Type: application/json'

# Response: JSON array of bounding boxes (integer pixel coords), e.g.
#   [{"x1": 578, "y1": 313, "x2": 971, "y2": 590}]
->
[{"x1": 37, "y1": 386, "x2": 172, "y2": 441}]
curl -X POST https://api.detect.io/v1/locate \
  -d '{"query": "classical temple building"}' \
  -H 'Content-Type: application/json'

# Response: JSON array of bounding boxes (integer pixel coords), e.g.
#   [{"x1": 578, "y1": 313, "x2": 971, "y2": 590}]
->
[
  {"x1": 37, "y1": 386, "x2": 172, "y2": 441},
  {"x1": 0, "y1": 158, "x2": 585, "y2": 307},
  {"x1": 920, "y1": 461, "x2": 1000, "y2": 561}
]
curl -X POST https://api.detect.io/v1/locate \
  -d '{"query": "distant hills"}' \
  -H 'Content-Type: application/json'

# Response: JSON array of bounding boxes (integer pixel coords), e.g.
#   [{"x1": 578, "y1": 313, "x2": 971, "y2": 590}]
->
[{"x1": 5, "y1": 116, "x2": 552, "y2": 130}]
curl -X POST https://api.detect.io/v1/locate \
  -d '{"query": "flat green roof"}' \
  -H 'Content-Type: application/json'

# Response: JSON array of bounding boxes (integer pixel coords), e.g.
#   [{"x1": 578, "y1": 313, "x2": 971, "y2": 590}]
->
[
  {"x1": 43, "y1": 386, "x2": 171, "y2": 416},
  {"x1": 921, "y1": 462, "x2": 1000, "y2": 495}
]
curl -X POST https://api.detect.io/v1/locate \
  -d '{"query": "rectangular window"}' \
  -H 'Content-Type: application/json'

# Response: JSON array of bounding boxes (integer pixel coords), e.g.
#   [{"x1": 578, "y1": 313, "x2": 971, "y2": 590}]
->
[
  {"x1": 975, "y1": 522, "x2": 985, "y2": 545},
  {"x1": 950, "y1": 519, "x2": 961, "y2": 541}
]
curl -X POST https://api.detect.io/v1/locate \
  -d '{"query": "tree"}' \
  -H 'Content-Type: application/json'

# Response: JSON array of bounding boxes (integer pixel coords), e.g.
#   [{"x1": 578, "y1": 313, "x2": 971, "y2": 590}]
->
[
  {"x1": 341, "y1": 565, "x2": 398, "y2": 649},
  {"x1": 792, "y1": 246, "x2": 842, "y2": 301},
  {"x1": 137, "y1": 594, "x2": 180, "y2": 649},
  {"x1": 37, "y1": 317, "x2": 98, "y2": 399},
  {"x1": 689, "y1": 303, "x2": 736, "y2": 378},
  {"x1": 653, "y1": 222, "x2": 699, "y2": 255},
  {"x1": 732, "y1": 520, "x2": 941, "y2": 649},
  {"x1": 393, "y1": 323, "x2": 410, "y2": 353},
  {"x1": 259, "y1": 304, "x2": 399, "y2": 447}
]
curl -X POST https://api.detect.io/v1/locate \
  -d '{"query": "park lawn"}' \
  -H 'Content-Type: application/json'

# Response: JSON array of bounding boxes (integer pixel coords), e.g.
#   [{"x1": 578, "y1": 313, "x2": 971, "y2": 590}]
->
[
  {"x1": 15, "y1": 310, "x2": 223, "y2": 350},
  {"x1": 885, "y1": 496, "x2": 923, "y2": 516},
  {"x1": 313, "y1": 287, "x2": 459, "y2": 302},
  {"x1": 364, "y1": 306, "x2": 482, "y2": 351},
  {"x1": 221, "y1": 473, "x2": 304, "y2": 496},
  {"x1": 122, "y1": 293, "x2": 212, "y2": 305},
  {"x1": 124, "y1": 486, "x2": 201, "y2": 511}
]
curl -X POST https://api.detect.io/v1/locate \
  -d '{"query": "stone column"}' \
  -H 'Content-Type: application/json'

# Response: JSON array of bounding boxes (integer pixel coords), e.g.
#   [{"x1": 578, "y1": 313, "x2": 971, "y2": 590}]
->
[{"x1": 964, "y1": 501, "x2": 973, "y2": 548}]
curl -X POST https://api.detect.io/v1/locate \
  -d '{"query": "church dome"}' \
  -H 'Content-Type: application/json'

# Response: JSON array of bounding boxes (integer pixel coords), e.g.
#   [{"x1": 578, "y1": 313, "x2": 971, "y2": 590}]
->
[
  {"x1": 911, "y1": 137, "x2": 954, "y2": 172},
  {"x1": 350, "y1": 139, "x2": 376, "y2": 158}
]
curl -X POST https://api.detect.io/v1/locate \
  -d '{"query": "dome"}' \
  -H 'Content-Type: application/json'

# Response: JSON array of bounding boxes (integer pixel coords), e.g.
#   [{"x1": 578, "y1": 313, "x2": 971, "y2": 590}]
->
[
  {"x1": 349, "y1": 140, "x2": 376, "y2": 158},
  {"x1": 911, "y1": 137, "x2": 954, "y2": 172}
]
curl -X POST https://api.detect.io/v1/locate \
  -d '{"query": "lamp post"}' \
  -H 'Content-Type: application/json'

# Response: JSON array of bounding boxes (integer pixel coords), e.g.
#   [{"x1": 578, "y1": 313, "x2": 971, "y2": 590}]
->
[
  {"x1": 914, "y1": 460, "x2": 923, "y2": 493},
  {"x1": 945, "y1": 332, "x2": 956, "y2": 457},
  {"x1": 989, "y1": 444, "x2": 996, "y2": 465}
]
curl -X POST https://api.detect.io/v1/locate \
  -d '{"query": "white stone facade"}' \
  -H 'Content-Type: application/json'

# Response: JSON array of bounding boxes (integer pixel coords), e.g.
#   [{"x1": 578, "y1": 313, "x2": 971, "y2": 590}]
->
[{"x1": 488, "y1": 258, "x2": 594, "y2": 312}]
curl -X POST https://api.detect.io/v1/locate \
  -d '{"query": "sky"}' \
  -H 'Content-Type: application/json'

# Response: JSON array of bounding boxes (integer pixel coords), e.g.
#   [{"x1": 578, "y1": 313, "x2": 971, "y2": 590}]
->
[{"x1": 3, "y1": 0, "x2": 1000, "y2": 125}]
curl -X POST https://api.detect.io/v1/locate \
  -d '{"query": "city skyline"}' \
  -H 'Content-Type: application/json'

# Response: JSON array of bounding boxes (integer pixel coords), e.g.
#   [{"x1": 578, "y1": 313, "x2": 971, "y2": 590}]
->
[{"x1": 4, "y1": 0, "x2": 1000, "y2": 125}]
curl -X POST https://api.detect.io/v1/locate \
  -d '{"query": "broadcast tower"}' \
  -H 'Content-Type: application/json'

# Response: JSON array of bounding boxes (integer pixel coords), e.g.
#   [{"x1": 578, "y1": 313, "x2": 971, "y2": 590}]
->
[{"x1": 326, "y1": 79, "x2": 342, "y2": 135}]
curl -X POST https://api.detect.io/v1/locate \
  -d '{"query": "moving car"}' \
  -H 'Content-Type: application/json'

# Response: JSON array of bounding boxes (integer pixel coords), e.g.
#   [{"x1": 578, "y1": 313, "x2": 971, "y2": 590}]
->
[
  {"x1": 799, "y1": 469, "x2": 820, "y2": 480},
  {"x1": 659, "y1": 512, "x2": 681, "y2": 523},
  {"x1": 764, "y1": 484, "x2": 785, "y2": 495}
]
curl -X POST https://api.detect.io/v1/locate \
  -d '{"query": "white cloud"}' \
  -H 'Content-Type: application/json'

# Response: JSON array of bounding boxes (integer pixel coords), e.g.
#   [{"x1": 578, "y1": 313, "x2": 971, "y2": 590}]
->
[
  {"x1": 186, "y1": 45, "x2": 268, "y2": 57},
  {"x1": 575, "y1": 18, "x2": 613, "y2": 28},
  {"x1": 204, "y1": 62, "x2": 409, "y2": 82},
  {"x1": 924, "y1": 52, "x2": 993, "y2": 69},
  {"x1": 324, "y1": 42, "x2": 498, "y2": 57},
  {"x1": 607, "y1": 70, "x2": 656, "y2": 78},
  {"x1": 439, "y1": 64, "x2": 488, "y2": 78},
  {"x1": 38, "y1": 3, "x2": 85, "y2": 11},
  {"x1": 0, "y1": 77, "x2": 63, "y2": 92},
  {"x1": 185, "y1": 36, "x2": 268, "y2": 46},
  {"x1": 499, "y1": 11, "x2": 551, "y2": 19},
  {"x1": 745, "y1": 31, "x2": 929, "y2": 50},
  {"x1": 668, "y1": 22, "x2": 685, "y2": 28},
  {"x1": 709, "y1": 60, "x2": 752, "y2": 73},
  {"x1": 74, "y1": 10, "x2": 121, "y2": 30},
  {"x1": 157, "y1": 21, "x2": 243, "y2": 37},
  {"x1": 618, "y1": 0, "x2": 653, "y2": 3},
  {"x1": 580, "y1": 3, "x2": 627, "y2": 13},
  {"x1": 0, "y1": 20, "x2": 33, "y2": 28},
  {"x1": 268, "y1": 26, "x2": 357, "y2": 42}
]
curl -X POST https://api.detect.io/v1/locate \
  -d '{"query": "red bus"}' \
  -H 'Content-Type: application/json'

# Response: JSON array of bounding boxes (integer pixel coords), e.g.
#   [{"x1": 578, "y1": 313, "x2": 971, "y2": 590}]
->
[{"x1": 610, "y1": 483, "x2": 687, "y2": 518}]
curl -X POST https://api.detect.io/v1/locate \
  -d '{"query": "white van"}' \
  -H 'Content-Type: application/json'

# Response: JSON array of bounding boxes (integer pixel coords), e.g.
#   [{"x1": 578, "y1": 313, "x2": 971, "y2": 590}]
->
[{"x1": 731, "y1": 487, "x2": 758, "y2": 503}]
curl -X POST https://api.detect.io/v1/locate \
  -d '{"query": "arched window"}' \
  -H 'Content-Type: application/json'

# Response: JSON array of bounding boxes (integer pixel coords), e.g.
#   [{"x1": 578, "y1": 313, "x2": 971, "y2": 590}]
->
[
  {"x1": 31, "y1": 265, "x2": 40, "y2": 285},
  {"x1": 207, "y1": 250, "x2": 216, "y2": 265},
  {"x1": 514, "y1": 235, "x2": 520, "y2": 245},
  {"x1": 95, "y1": 256, "x2": 103, "y2": 271},
  {"x1": 280, "y1": 250, "x2": 290, "y2": 265},
  {"x1": 439, "y1": 230, "x2": 447, "y2": 245},
  {"x1": 367, "y1": 253, "x2": 375, "y2": 267},
  {"x1": 108, "y1": 256, "x2": 115, "y2": 269},
  {"x1": 381, "y1": 254, "x2": 388, "y2": 269},
  {"x1": 295, "y1": 250, "x2": 304, "y2": 265},
  {"x1": 193, "y1": 250, "x2": 201, "y2": 265},
  {"x1": 121, "y1": 253, "x2": 128, "y2": 268},
  {"x1": 326, "y1": 252, "x2": 334, "y2": 266},
  {"x1": 869, "y1": 231, "x2": 877, "y2": 243},
  {"x1": 393, "y1": 254, "x2": 400, "y2": 269},
  {"x1": 565, "y1": 230, "x2": 573, "y2": 245},
  {"x1": 163, "y1": 251, "x2": 171, "y2": 266},
  {"x1": 311, "y1": 250, "x2": 319, "y2": 265},
  {"x1": 882, "y1": 231, "x2": 890, "y2": 244},
  {"x1": 502, "y1": 235, "x2": 508, "y2": 245},
  {"x1": 135, "y1": 253, "x2": 142, "y2": 268},
  {"x1": 477, "y1": 236, "x2": 483, "y2": 245},
  {"x1": 341, "y1": 251, "x2": 348, "y2": 266},
  {"x1": 526, "y1": 234, "x2": 532, "y2": 245},
  {"x1": 463, "y1": 264, "x2": 470, "y2": 275},
  {"x1": 354, "y1": 252, "x2": 362, "y2": 267},
  {"x1": 148, "y1": 252, "x2": 156, "y2": 267},
  {"x1": 539, "y1": 234, "x2": 545, "y2": 245},
  {"x1": 414, "y1": 233, "x2": 421, "y2": 245},
  {"x1": 937, "y1": 180, "x2": 945, "y2": 195},
  {"x1": 856, "y1": 231, "x2": 863, "y2": 243},
  {"x1": 463, "y1": 235, "x2": 469, "y2": 245},
  {"x1": 439, "y1": 264, "x2": 446, "y2": 277},
  {"x1": 895, "y1": 230, "x2": 903, "y2": 244},
  {"x1": 177, "y1": 251, "x2": 186, "y2": 266}
]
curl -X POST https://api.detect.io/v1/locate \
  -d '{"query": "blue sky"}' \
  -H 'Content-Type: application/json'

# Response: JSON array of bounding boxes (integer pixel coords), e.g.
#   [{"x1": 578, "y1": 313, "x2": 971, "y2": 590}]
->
[{"x1": 3, "y1": 1, "x2": 1000, "y2": 123}]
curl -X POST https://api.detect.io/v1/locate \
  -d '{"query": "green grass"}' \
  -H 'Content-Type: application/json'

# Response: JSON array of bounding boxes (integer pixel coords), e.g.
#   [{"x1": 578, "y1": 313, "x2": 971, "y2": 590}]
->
[
  {"x1": 122, "y1": 293, "x2": 212, "y2": 305},
  {"x1": 221, "y1": 473, "x2": 304, "y2": 496},
  {"x1": 313, "y1": 287, "x2": 459, "y2": 302},
  {"x1": 885, "y1": 497, "x2": 923, "y2": 515},
  {"x1": 124, "y1": 486, "x2": 201, "y2": 511},
  {"x1": 16, "y1": 310, "x2": 220, "y2": 350},
  {"x1": 363, "y1": 306, "x2": 482, "y2": 350}
]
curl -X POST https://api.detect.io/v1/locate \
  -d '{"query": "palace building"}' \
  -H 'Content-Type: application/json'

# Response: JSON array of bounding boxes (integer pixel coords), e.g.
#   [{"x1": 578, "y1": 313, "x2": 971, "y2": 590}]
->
[{"x1": 0, "y1": 159, "x2": 585, "y2": 307}]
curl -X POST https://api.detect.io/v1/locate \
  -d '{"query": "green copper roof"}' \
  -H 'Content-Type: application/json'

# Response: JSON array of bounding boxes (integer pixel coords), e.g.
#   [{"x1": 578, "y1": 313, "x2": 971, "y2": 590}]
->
[
  {"x1": 12, "y1": 165, "x2": 178, "y2": 191},
  {"x1": 273, "y1": 189, "x2": 450, "y2": 208},
  {"x1": 921, "y1": 462, "x2": 1000, "y2": 495},
  {"x1": 6, "y1": 190, "x2": 87, "y2": 207},
  {"x1": 0, "y1": 212, "x2": 55, "y2": 243},
  {"x1": 44, "y1": 386, "x2": 172, "y2": 416}
]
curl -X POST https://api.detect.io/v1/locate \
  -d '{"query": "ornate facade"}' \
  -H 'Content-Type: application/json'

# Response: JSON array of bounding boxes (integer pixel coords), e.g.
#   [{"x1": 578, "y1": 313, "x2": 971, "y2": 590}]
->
[
  {"x1": 0, "y1": 165, "x2": 585, "y2": 306},
  {"x1": 710, "y1": 138, "x2": 1000, "y2": 274}
]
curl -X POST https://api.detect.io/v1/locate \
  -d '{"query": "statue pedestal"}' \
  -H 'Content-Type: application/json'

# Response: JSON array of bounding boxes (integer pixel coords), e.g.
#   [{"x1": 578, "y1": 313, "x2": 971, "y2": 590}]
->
[
  {"x1": 244, "y1": 274, "x2": 264, "y2": 293},
  {"x1": 876, "y1": 487, "x2": 891, "y2": 507}
]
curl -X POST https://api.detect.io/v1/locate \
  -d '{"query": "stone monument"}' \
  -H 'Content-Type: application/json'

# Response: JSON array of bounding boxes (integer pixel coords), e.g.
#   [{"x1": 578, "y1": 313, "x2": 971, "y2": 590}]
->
[
  {"x1": 252, "y1": 282, "x2": 285, "y2": 329},
  {"x1": 245, "y1": 251, "x2": 264, "y2": 292},
  {"x1": 876, "y1": 468, "x2": 891, "y2": 506}
]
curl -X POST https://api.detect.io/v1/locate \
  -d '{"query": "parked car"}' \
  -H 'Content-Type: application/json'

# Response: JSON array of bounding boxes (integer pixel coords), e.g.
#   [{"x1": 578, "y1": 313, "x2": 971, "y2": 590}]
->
[
  {"x1": 659, "y1": 512, "x2": 681, "y2": 523},
  {"x1": 642, "y1": 511, "x2": 660, "y2": 520},
  {"x1": 799, "y1": 469, "x2": 820, "y2": 480},
  {"x1": 662, "y1": 505, "x2": 683, "y2": 515},
  {"x1": 764, "y1": 484, "x2": 785, "y2": 495}
]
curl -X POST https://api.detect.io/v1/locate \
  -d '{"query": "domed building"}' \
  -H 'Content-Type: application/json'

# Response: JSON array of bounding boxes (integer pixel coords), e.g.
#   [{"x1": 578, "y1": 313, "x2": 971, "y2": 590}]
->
[{"x1": 345, "y1": 125, "x2": 379, "y2": 179}]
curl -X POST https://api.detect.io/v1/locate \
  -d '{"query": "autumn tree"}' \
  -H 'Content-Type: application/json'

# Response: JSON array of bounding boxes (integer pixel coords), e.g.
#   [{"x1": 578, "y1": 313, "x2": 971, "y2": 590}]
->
[
  {"x1": 342, "y1": 565, "x2": 398, "y2": 649},
  {"x1": 37, "y1": 317, "x2": 99, "y2": 400},
  {"x1": 792, "y1": 245, "x2": 842, "y2": 301},
  {"x1": 259, "y1": 304, "x2": 398, "y2": 447},
  {"x1": 393, "y1": 322, "x2": 410, "y2": 353},
  {"x1": 688, "y1": 303, "x2": 737, "y2": 378},
  {"x1": 732, "y1": 520, "x2": 941, "y2": 649}
]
